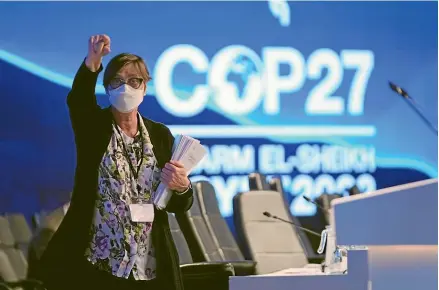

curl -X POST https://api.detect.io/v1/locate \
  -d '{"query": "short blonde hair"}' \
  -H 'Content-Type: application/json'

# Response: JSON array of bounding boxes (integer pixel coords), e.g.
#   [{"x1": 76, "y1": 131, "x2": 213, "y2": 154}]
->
[{"x1": 103, "y1": 53, "x2": 152, "y2": 88}]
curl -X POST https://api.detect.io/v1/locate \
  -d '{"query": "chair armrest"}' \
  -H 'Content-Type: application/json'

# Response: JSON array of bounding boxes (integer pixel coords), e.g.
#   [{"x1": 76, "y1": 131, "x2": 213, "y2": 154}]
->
[
  {"x1": 181, "y1": 262, "x2": 234, "y2": 290},
  {"x1": 224, "y1": 260, "x2": 257, "y2": 276},
  {"x1": 307, "y1": 253, "x2": 325, "y2": 264},
  {"x1": 180, "y1": 262, "x2": 235, "y2": 277}
]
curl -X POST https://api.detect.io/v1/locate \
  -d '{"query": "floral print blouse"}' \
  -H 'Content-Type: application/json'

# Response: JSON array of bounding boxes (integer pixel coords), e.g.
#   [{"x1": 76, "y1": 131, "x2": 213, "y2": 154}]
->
[{"x1": 85, "y1": 115, "x2": 161, "y2": 280}]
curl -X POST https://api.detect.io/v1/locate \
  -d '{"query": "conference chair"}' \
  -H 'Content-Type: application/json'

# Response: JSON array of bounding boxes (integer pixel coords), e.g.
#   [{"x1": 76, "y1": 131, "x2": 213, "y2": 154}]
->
[
  {"x1": 315, "y1": 193, "x2": 343, "y2": 225},
  {"x1": 168, "y1": 213, "x2": 234, "y2": 290},
  {"x1": 348, "y1": 185, "x2": 361, "y2": 196},
  {"x1": 175, "y1": 191, "x2": 223, "y2": 263},
  {"x1": 176, "y1": 185, "x2": 256, "y2": 276},
  {"x1": 28, "y1": 203, "x2": 68, "y2": 261},
  {"x1": 6, "y1": 214, "x2": 33, "y2": 260},
  {"x1": 0, "y1": 250, "x2": 17, "y2": 285},
  {"x1": 28, "y1": 205, "x2": 67, "y2": 276},
  {"x1": 268, "y1": 177, "x2": 323, "y2": 263},
  {"x1": 0, "y1": 216, "x2": 45, "y2": 290},
  {"x1": 233, "y1": 188, "x2": 322, "y2": 274},
  {"x1": 248, "y1": 173, "x2": 270, "y2": 191},
  {"x1": 27, "y1": 203, "x2": 72, "y2": 280},
  {"x1": 249, "y1": 174, "x2": 323, "y2": 263},
  {"x1": 268, "y1": 177, "x2": 283, "y2": 193},
  {"x1": 0, "y1": 216, "x2": 28, "y2": 280},
  {"x1": 192, "y1": 181, "x2": 257, "y2": 276}
]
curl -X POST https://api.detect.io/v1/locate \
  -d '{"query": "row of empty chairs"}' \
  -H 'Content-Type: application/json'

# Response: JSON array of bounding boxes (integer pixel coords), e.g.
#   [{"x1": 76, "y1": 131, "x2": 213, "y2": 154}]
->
[
  {"x1": 176, "y1": 173, "x2": 324, "y2": 275},
  {"x1": 1, "y1": 172, "x2": 328, "y2": 289},
  {"x1": 2, "y1": 208, "x2": 231, "y2": 290},
  {"x1": 0, "y1": 214, "x2": 44, "y2": 289},
  {"x1": 2, "y1": 197, "x2": 241, "y2": 290}
]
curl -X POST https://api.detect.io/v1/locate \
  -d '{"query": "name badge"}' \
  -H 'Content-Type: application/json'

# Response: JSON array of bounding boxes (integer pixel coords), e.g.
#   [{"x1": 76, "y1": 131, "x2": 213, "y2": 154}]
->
[{"x1": 129, "y1": 204, "x2": 155, "y2": 222}]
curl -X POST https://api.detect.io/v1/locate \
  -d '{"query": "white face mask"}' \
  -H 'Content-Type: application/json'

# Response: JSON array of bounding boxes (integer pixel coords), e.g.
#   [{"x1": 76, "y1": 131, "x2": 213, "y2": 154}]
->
[{"x1": 108, "y1": 84, "x2": 145, "y2": 113}]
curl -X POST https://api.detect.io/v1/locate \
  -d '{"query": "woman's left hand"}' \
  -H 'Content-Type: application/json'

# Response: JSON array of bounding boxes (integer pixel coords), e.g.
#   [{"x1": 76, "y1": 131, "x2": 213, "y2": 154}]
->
[{"x1": 161, "y1": 160, "x2": 190, "y2": 192}]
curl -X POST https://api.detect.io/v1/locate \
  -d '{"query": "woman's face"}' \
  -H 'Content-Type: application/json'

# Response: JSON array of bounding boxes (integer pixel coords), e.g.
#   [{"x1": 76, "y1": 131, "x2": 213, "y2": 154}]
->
[{"x1": 108, "y1": 63, "x2": 147, "y2": 94}]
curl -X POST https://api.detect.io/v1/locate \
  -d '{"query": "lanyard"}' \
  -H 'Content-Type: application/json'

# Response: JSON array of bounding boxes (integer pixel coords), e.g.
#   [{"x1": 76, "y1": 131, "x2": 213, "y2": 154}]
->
[{"x1": 114, "y1": 124, "x2": 144, "y2": 180}]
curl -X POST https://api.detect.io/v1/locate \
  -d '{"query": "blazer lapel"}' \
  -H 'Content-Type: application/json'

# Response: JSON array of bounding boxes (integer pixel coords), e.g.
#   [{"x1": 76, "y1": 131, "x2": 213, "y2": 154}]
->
[{"x1": 142, "y1": 117, "x2": 167, "y2": 169}]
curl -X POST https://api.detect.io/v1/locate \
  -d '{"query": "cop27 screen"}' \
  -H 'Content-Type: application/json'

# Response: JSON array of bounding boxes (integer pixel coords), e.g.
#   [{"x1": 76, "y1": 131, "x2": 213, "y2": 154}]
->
[{"x1": 0, "y1": 1, "x2": 437, "y2": 217}]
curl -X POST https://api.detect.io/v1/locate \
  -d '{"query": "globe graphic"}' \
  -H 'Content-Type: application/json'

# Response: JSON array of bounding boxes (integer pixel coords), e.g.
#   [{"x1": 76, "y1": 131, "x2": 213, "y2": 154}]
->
[{"x1": 226, "y1": 54, "x2": 261, "y2": 98}]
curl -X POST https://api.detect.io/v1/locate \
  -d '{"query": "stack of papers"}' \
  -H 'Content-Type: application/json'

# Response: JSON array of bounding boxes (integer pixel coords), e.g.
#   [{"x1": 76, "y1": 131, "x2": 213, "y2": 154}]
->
[{"x1": 153, "y1": 135, "x2": 207, "y2": 209}]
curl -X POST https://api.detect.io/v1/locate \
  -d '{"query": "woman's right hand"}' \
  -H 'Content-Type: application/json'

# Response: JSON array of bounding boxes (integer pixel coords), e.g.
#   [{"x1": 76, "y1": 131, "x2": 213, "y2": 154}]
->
[{"x1": 85, "y1": 34, "x2": 111, "y2": 72}]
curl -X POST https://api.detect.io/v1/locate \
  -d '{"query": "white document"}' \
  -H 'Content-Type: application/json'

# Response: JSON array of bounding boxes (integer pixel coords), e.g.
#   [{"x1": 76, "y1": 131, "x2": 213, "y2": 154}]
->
[
  {"x1": 172, "y1": 134, "x2": 183, "y2": 153},
  {"x1": 178, "y1": 141, "x2": 206, "y2": 174},
  {"x1": 129, "y1": 204, "x2": 155, "y2": 222},
  {"x1": 153, "y1": 134, "x2": 207, "y2": 209},
  {"x1": 172, "y1": 135, "x2": 200, "y2": 161}
]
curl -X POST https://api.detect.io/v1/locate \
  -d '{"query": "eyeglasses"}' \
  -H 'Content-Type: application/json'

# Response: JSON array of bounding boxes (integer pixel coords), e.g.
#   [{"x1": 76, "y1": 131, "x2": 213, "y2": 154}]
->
[{"x1": 109, "y1": 77, "x2": 144, "y2": 90}]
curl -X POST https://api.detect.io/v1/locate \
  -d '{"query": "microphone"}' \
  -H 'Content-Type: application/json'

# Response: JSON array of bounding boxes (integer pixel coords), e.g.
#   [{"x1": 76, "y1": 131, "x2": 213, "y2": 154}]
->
[
  {"x1": 262, "y1": 211, "x2": 321, "y2": 237},
  {"x1": 302, "y1": 196, "x2": 328, "y2": 214},
  {"x1": 389, "y1": 81, "x2": 409, "y2": 98},
  {"x1": 389, "y1": 81, "x2": 438, "y2": 135}
]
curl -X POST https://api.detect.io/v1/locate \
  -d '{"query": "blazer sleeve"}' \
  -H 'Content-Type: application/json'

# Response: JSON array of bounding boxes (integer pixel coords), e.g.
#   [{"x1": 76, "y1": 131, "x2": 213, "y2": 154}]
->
[
  {"x1": 67, "y1": 60, "x2": 103, "y2": 141},
  {"x1": 161, "y1": 125, "x2": 194, "y2": 213}
]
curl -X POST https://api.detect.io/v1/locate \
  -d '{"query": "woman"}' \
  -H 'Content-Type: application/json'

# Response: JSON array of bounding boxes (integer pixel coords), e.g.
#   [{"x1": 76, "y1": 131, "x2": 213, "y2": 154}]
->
[{"x1": 37, "y1": 34, "x2": 193, "y2": 290}]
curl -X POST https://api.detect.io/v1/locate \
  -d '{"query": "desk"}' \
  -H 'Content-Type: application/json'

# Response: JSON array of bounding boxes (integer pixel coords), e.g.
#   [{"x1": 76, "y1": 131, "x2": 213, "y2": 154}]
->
[
  {"x1": 332, "y1": 179, "x2": 438, "y2": 290},
  {"x1": 230, "y1": 179, "x2": 438, "y2": 290},
  {"x1": 229, "y1": 249, "x2": 369, "y2": 290}
]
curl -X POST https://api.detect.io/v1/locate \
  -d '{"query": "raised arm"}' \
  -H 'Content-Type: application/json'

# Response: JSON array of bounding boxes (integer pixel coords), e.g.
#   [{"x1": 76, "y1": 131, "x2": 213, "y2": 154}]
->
[{"x1": 67, "y1": 35, "x2": 111, "y2": 140}]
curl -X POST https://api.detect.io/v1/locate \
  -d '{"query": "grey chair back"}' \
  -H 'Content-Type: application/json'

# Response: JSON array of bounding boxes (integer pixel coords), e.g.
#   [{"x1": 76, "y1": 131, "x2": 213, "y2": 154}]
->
[
  {"x1": 6, "y1": 214, "x2": 32, "y2": 260},
  {"x1": 6, "y1": 214, "x2": 32, "y2": 246},
  {"x1": 0, "y1": 250, "x2": 18, "y2": 283},
  {"x1": 176, "y1": 191, "x2": 223, "y2": 262},
  {"x1": 194, "y1": 181, "x2": 245, "y2": 261},
  {"x1": 233, "y1": 190, "x2": 308, "y2": 274},
  {"x1": 0, "y1": 217, "x2": 14, "y2": 248},
  {"x1": 268, "y1": 177, "x2": 318, "y2": 260},
  {"x1": 40, "y1": 203, "x2": 69, "y2": 231},
  {"x1": 0, "y1": 216, "x2": 28, "y2": 281},
  {"x1": 268, "y1": 177, "x2": 283, "y2": 193},
  {"x1": 248, "y1": 173, "x2": 270, "y2": 191},
  {"x1": 1, "y1": 249, "x2": 27, "y2": 281},
  {"x1": 316, "y1": 193, "x2": 343, "y2": 224},
  {"x1": 348, "y1": 185, "x2": 361, "y2": 196},
  {"x1": 28, "y1": 204, "x2": 69, "y2": 280},
  {"x1": 168, "y1": 213, "x2": 193, "y2": 265}
]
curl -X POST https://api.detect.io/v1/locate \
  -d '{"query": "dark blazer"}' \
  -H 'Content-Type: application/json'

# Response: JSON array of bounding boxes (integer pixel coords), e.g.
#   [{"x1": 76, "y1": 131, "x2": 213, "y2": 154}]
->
[{"x1": 36, "y1": 61, "x2": 193, "y2": 290}]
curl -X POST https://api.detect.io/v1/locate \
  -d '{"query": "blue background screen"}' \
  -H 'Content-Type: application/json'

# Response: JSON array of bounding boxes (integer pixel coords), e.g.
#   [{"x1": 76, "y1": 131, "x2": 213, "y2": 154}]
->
[{"x1": 0, "y1": 1, "x2": 437, "y2": 223}]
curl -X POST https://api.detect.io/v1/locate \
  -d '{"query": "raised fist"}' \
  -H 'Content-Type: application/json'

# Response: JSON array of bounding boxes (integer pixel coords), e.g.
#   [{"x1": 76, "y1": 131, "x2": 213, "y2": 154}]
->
[{"x1": 85, "y1": 34, "x2": 111, "y2": 72}]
